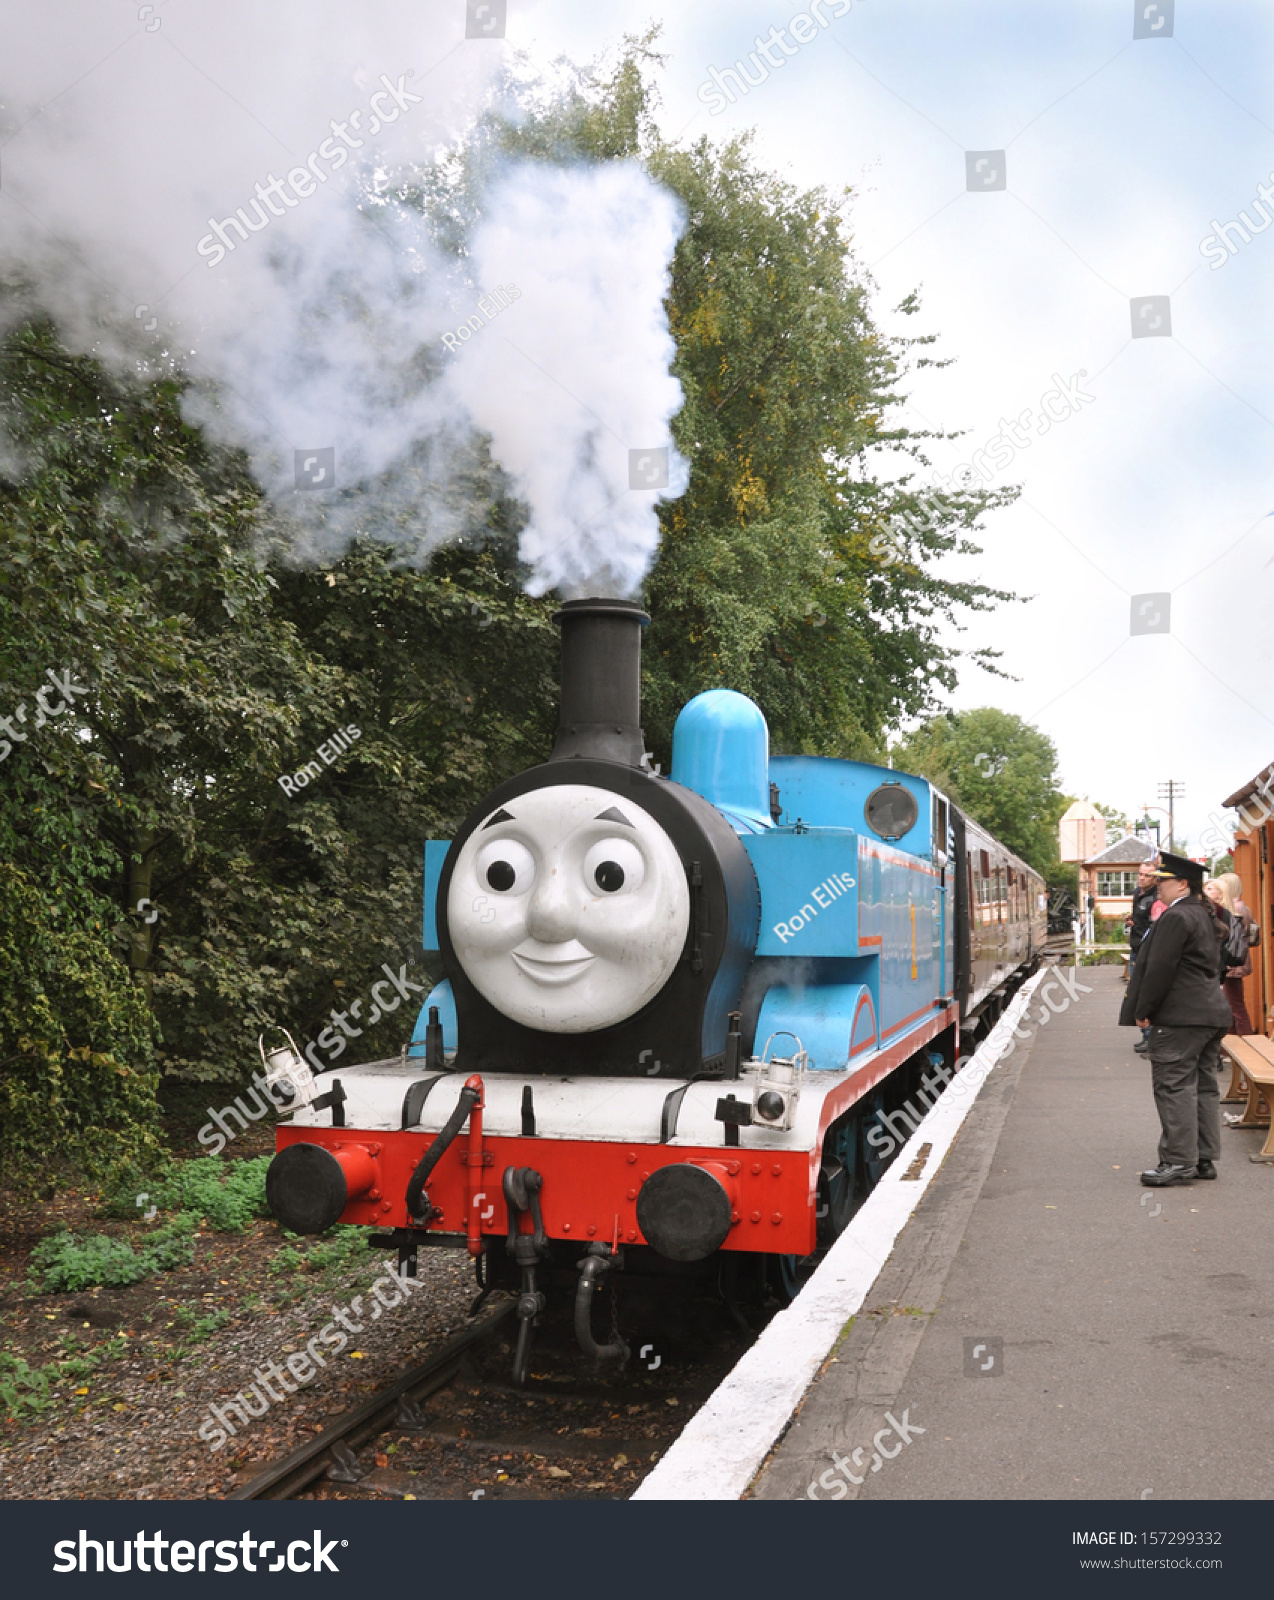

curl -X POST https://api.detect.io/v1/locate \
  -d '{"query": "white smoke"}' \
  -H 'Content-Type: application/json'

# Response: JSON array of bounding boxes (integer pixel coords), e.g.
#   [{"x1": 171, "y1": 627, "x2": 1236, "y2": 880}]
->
[
  {"x1": 447, "y1": 161, "x2": 687, "y2": 596},
  {"x1": 0, "y1": 1, "x2": 686, "y2": 595}
]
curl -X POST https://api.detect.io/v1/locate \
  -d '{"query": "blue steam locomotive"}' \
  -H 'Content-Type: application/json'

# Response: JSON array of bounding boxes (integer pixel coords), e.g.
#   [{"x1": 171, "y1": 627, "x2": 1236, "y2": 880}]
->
[{"x1": 265, "y1": 599, "x2": 1045, "y2": 1375}]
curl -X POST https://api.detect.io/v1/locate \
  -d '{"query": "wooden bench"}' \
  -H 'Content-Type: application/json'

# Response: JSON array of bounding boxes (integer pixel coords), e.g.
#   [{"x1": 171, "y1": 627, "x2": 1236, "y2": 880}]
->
[{"x1": 1219, "y1": 1035, "x2": 1274, "y2": 1163}]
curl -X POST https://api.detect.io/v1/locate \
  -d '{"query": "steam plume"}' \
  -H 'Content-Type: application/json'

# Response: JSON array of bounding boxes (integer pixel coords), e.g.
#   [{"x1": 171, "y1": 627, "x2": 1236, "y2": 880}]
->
[{"x1": 0, "y1": 1, "x2": 685, "y2": 596}]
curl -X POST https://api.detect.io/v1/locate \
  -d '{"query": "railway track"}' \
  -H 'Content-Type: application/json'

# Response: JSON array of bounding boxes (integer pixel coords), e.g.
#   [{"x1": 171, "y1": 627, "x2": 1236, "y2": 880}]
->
[
  {"x1": 229, "y1": 1279, "x2": 750, "y2": 1502},
  {"x1": 228, "y1": 1300, "x2": 518, "y2": 1501}
]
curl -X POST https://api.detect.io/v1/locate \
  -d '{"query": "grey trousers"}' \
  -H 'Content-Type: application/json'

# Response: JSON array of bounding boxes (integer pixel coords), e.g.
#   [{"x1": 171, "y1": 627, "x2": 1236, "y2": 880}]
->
[{"x1": 1147, "y1": 1025, "x2": 1224, "y2": 1168}]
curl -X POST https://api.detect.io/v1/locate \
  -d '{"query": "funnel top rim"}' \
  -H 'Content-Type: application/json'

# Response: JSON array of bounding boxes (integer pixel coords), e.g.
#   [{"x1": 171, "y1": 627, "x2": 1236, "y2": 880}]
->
[{"x1": 553, "y1": 598, "x2": 650, "y2": 626}]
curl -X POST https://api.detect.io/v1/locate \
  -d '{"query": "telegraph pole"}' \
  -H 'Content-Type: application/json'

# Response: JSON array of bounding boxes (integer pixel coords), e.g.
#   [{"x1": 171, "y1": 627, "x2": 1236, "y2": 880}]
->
[{"x1": 1157, "y1": 780, "x2": 1185, "y2": 854}]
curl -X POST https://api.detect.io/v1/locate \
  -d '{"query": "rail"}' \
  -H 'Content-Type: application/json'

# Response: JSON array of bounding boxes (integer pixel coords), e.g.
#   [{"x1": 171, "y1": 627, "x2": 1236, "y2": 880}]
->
[{"x1": 228, "y1": 1299, "x2": 515, "y2": 1501}]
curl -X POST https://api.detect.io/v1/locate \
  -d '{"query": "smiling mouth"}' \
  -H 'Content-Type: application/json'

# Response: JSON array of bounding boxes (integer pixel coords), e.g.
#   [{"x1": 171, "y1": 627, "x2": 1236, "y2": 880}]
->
[{"x1": 511, "y1": 950, "x2": 596, "y2": 985}]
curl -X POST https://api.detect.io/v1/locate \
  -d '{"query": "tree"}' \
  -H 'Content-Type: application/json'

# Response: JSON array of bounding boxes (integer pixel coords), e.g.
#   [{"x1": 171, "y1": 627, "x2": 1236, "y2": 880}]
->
[
  {"x1": 892, "y1": 708, "x2": 1066, "y2": 875},
  {"x1": 0, "y1": 313, "x2": 557, "y2": 1104},
  {"x1": 423, "y1": 36, "x2": 1021, "y2": 761}
]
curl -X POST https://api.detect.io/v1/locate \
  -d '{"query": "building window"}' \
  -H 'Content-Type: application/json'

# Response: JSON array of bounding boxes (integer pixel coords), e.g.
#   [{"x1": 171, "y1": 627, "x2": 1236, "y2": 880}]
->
[{"x1": 1096, "y1": 870, "x2": 1138, "y2": 897}]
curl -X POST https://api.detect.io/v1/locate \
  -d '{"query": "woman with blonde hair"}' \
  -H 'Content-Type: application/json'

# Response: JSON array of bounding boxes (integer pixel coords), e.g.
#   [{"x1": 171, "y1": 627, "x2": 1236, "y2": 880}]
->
[{"x1": 1204, "y1": 875, "x2": 1253, "y2": 1034}]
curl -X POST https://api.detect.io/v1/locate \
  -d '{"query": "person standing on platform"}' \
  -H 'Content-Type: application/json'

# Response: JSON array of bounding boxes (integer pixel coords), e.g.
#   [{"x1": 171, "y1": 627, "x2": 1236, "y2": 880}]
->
[
  {"x1": 1204, "y1": 877, "x2": 1253, "y2": 1035},
  {"x1": 1126, "y1": 857, "x2": 1162, "y2": 1055},
  {"x1": 1120, "y1": 852, "x2": 1233, "y2": 1186},
  {"x1": 1218, "y1": 871, "x2": 1257, "y2": 1036}
]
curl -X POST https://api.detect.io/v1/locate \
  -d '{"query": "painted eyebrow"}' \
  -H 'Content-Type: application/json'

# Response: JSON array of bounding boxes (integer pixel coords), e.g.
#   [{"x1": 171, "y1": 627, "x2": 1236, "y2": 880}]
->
[
  {"x1": 482, "y1": 808, "x2": 515, "y2": 829},
  {"x1": 594, "y1": 807, "x2": 633, "y2": 826}
]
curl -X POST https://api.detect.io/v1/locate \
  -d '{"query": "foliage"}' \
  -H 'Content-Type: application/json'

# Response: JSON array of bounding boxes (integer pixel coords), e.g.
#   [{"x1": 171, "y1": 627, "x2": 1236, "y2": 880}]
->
[
  {"x1": 269, "y1": 1224, "x2": 369, "y2": 1282},
  {"x1": 103, "y1": 1154, "x2": 271, "y2": 1231},
  {"x1": 892, "y1": 707, "x2": 1066, "y2": 875},
  {"x1": 0, "y1": 860, "x2": 161, "y2": 1187},
  {"x1": 172, "y1": 1305, "x2": 232, "y2": 1342},
  {"x1": 0, "y1": 315, "x2": 557, "y2": 1092},
  {"x1": 26, "y1": 1215, "x2": 197, "y2": 1293},
  {"x1": 0, "y1": 1336, "x2": 128, "y2": 1424}
]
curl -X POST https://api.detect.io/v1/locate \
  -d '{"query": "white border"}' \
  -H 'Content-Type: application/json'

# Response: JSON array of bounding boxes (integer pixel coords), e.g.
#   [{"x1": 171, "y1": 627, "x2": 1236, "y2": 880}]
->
[{"x1": 631, "y1": 968, "x2": 1049, "y2": 1500}]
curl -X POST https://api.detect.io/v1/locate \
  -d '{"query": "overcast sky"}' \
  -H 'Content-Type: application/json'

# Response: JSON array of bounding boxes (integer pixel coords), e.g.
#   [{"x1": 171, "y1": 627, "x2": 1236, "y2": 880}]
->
[
  {"x1": 523, "y1": 0, "x2": 1274, "y2": 851},
  {"x1": 3, "y1": 1, "x2": 1270, "y2": 852}
]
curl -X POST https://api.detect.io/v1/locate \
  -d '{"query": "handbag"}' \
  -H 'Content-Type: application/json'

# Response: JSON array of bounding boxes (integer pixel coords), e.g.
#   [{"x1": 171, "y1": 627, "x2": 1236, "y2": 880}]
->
[
  {"x1": 1224, "y1": 914, "x2": 1249, "y2": 967},
  {"x1": 1247, "y1": 918, "x2": 1261, "y2": 948}
]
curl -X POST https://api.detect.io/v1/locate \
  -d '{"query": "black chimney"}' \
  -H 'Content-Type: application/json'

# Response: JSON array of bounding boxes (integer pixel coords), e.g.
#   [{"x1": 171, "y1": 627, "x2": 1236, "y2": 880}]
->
[{"x1": 550, "y1": 598, "x2": 649, "y2": 767}]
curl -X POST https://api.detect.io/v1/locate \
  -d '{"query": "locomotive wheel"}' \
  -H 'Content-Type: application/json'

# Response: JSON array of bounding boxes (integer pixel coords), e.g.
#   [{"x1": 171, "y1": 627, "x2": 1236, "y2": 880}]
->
[
  {"x1": 766, "y1": 1252, "x2": 805, "y2": 1307},
  {"x1": 815, "y1": 1159, "x2": 854, "y2": 1248}
]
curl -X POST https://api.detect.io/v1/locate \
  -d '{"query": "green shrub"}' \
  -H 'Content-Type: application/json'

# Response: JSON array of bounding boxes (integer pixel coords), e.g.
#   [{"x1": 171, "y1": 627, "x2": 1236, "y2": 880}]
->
[
  {"x1": 0, "y1": 864, "x2": 161, "y2": 1188},
  {"x1": 27, "y1": 1214, "x2": 198, "y2": 1293},
  {"x1": 0, "y1": 1333, "x2": 130, "y2": 1422},
  {"x1": 152, "y1": 1155, "x2": 271, "y2": 1232},
  {"x1": 102, "y1": 1153, "x2": 271, "y2": 1232},
  {"x1": 270, "y1": 1224, "x2": 368, "y2": 1281}
]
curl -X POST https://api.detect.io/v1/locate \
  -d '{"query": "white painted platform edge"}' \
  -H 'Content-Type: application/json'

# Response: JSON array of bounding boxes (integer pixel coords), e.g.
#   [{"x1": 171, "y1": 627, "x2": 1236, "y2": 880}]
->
[{"x1": 631, "y1": 968, "x2": 1050, "y2": 1500}]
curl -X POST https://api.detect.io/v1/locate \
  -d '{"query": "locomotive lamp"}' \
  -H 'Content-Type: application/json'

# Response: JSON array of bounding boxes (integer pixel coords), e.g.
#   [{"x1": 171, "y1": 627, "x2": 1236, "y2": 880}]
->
[
  {"x1": 747, "y1": 1034, "x2": 807, "y2": 1133},
  {"x1": 258, "y1": 1028, "x2": 318, "y2": 1109}
]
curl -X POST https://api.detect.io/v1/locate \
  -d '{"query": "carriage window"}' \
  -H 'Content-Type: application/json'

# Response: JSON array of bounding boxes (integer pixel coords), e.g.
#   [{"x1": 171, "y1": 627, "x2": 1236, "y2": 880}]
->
[
  {"x1": 864, "y1": 782, "x2": 919, "y2": 841},
  {"x1": 932, "y1": 795, "x2": 948, "y2": 860}
]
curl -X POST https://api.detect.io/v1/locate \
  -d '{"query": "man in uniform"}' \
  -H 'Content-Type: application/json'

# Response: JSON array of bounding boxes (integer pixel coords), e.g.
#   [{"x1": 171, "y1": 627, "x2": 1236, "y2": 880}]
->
[{"x1": 1120, "y1": 851, "x2": 1232, "y2": 1186}]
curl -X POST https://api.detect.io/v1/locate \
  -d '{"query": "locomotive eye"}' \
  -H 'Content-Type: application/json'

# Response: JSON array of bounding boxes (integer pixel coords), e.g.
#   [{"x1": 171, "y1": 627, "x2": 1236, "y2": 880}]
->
[
  {"x1": 474, "y1": 838, "x2": 535, "y2": 895},
  {"x1": 583, "y1": 838, "x2": 645, "y2": 896}
]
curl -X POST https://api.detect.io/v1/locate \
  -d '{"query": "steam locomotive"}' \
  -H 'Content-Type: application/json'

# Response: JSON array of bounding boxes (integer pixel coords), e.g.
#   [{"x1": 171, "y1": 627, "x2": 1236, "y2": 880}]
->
[{"x1": 265, "y1": 600, "x2": 1045, "y2": 1377}]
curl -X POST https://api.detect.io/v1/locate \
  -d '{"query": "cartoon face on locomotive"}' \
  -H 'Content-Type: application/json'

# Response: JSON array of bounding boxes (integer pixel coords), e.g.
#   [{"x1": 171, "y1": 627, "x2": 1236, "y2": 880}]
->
[{"x1": 265, "y1": 599, "x2": 1046, "y2": 1374}]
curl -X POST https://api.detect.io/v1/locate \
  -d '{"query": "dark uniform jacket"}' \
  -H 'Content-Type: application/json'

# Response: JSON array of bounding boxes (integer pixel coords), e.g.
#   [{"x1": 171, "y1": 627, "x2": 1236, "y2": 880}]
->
[
  {"x1": 1119, "y1": 894, "x2": 1233, "y2": 1030},
  {"x1": 1128, "y1": 883, "x2": 1159, "y2": 958}
]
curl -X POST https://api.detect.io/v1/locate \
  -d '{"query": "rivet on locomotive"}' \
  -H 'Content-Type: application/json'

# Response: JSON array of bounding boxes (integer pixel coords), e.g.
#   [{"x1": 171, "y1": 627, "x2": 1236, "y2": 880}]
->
[{"x1": 264, "y1": 599, "x2": 1046, "y2": 1379}]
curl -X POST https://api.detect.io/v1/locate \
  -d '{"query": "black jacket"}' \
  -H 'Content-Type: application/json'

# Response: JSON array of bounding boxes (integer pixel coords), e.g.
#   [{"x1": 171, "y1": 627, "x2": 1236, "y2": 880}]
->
[
  {"x1": 1128, "y1": 883, "x2": 1159, "y2": 957},
  {"x1": 1119, "y1": 894, "x2": 1234, "y2": 1030}
]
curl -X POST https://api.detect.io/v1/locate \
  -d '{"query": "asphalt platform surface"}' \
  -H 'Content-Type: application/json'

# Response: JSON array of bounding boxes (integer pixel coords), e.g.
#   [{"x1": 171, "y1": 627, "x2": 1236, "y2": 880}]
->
[{"x1": 750, "y1": 965, "x2": 1274, "y2": 1501}]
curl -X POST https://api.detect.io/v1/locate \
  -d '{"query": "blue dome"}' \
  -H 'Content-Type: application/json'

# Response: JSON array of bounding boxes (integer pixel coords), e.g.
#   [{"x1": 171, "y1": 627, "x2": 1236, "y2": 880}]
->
[{"x1": 671, "y1": 689, "x2": 772, "y2": 829}]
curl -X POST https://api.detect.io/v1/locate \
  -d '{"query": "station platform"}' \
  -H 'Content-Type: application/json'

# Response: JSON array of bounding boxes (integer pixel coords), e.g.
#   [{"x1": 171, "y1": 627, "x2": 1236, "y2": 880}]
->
[{"x1": 748, "y1": 966, "x2": 1273, "y2": 1501}]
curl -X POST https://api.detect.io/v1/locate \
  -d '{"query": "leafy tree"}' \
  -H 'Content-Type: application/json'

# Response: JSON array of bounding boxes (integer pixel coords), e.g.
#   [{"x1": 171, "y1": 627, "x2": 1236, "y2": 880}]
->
[
  {"x1": 422, "y1": 36, "x2": 1021, "y2": 761},
  {"x1": 0, "y1": 315, "x2": 556, "y2": 1101},
  {"x1": 892, "y1": 707, "x2": 1066, "y2": 875}
]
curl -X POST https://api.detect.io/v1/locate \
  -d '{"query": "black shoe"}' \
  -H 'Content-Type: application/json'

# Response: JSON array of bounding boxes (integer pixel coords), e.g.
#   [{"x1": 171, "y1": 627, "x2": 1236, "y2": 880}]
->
[
  {"x1": 1140, "y1": 1163, "x2": 1196, "y2": 1186},
  {"x1": 1196, "y1": 1160, "x2": 1217, "y2": 1179},
  {"x1": 1133, "y1": 1041, "x2": 1149, "y2": 1055}
]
